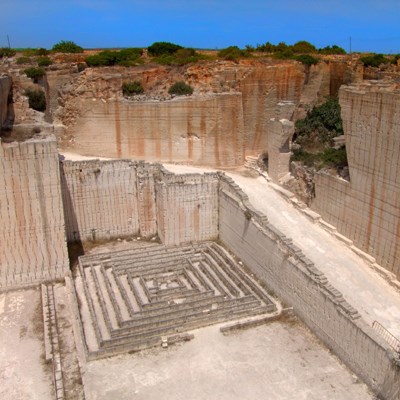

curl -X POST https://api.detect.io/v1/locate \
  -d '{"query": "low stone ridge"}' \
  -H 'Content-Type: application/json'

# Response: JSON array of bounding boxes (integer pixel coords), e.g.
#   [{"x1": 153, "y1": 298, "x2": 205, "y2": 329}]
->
[{"x1": 72, "y1": 241, "x2": 277, "y2": 359}]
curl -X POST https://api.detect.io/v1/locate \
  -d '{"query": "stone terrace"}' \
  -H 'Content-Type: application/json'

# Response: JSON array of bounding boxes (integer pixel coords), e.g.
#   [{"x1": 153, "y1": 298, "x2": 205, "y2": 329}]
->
[{"x1": 73, "y1": 241, "x2": 277, "y2": 360}]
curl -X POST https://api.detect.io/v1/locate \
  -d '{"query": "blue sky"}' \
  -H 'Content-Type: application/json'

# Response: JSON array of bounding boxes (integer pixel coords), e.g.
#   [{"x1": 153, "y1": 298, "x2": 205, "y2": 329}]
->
[{"x1": 2, "y1": 0, "x2": 400, "y2": 53}]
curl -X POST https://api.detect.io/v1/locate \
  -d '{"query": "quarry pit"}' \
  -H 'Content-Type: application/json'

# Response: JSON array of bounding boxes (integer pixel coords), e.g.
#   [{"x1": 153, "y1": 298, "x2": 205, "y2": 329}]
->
[{"x1": 0, "y1": 55, "x2": 400, "y2": 400}]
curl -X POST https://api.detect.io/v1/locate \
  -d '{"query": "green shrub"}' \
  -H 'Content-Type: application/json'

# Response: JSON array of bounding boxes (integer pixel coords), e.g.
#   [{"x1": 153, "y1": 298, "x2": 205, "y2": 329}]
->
[
  {"x1": 291, "y1": 148, "x2": 318, "y2": 166},
  {"x1": 218, "y1": 46, "x2": 250, "y2": 61},
  {"x1": 292, "y1": 147, "x2": 348, "y2": 169},
  {"x1": 85, "y1": 51, "x2": 118, "y2": 66},
  {"x1": 360, "y1": 54, "x2": 390, "y2": 68},
  {"x1": 35, "y1": 48, "x2": 49, "y2": 56},
  {"x1": 392, "y1": 54, "x2": 400, "y2": 65},
  {"x1": 320, "y1": 146, "x2": 348, "y2": 168},
  {"x1": 25, "y1": 88, "x2": 46, "y2": 112},
  {"x1": 255, "y1": 41, "x2": 276, "y2": 53},
  {"x1": 319, "y1": 45, "x2": 346, "y2": 55},
  {"x1": 17, "y1": 56, "x2": 32, "y2": 64},
  {"x1": 255, "y1": 40, "x2": 347, "y2": 56},
  {"x1": 292, "y1": 40, "x2": 317, "y2": 54},
  {"x1": 24, "y1": 67, "x2": 45, "y2": 82},
  {"x1": 148, "y1": 42, "x2": 183, "y2": 56},
  {"x1": 37, "y1": 56, "x2": 53, "y2": 67},
  {"x1": 294, "y1": 97, "x2": 343, "y2": 147},
  {"x1": 154, "y1": 48, "x2": 207, "y2": 65},
  {"x1": 273, "y1": 49, "x2": 295, "y2": 60},
  {"x1": 117, "y1": 47, "x2": 143, "y2": 65},
  {"x1": 20, "y1": 48, "x2": 35, "y2": 56},
  {"x1": 122, "y1": 81, "x2": 144, "y2": 96},
  {"x1": 0, "y1": 47, "x2": 16, "y2": 58},
  {"x1": 20, "y1": 48, "x2": 49, "y2": 57},
  {"x1": 294, "y1": 54, "x2": 318, "y2": 66},
  {"x1": 52, "y1": 40, "x2": 83, "y2": 53},
  {"x1": 85, "y1": 48, "x2": 142, "y2": 67},
  {"x1": 168, "y1": 81, "x2": 193, "y2": 96}
]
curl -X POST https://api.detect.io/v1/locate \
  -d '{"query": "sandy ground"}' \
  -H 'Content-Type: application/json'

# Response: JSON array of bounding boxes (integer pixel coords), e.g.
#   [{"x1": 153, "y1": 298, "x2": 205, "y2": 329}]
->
[
  {"x1": 0, "y1": 288, "x2": 53, "y2": 400},
  {"x1": 82, "y1": 319, "x2": 373, "y2": 400}
]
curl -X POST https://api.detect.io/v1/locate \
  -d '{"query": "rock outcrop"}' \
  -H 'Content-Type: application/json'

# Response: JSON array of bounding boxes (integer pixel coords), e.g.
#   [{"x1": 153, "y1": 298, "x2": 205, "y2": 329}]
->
[{"x1": 312, "y1": 81, "x2": 400, "y2": 279}]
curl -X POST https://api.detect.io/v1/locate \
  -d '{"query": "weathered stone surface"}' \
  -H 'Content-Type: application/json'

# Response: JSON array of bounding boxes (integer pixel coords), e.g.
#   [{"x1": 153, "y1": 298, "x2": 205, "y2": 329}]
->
[
  {"x1": 312, "y1": 82, "x2": 400, "y2": 279},
  {"x1": 156, "y1": 171, "x2": 219, "y2": 245},
  {"x1": 52, "y1": 59, "x2": 353, "y2": 166},
  {"x1": 60, "y1": 161, "x2": 218, "y2": 245},
  {"x1": 65, "y1": 94, "x2": 245, "y2": 166},
  {"x1": 0, "y1": 136, "x2": 69, "y2": 287},
  {"x1": 61, "y1": 160, "x2": 142, "y2": 242},
  {"x1": 266, "y1": 118, "x2": 294, "y2": 182}
]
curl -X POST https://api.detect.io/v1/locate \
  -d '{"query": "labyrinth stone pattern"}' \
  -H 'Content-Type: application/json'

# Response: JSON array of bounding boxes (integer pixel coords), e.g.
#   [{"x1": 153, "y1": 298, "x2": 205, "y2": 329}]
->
[{"x1": 73, "y1": 242, "x2": 277, "y2": 359}]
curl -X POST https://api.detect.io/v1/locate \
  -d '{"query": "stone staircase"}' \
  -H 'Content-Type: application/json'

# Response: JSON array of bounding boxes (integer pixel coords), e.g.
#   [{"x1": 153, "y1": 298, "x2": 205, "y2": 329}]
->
[{"x1": 72, "y1": 242, "x2": 277, "y2": 359}]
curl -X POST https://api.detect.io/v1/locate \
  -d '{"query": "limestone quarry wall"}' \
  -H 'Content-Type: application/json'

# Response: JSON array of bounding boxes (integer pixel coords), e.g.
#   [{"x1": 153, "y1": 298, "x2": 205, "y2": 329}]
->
[
  {"x1": 60, "y1": 160, "x2": 219, "y2": 245},
  {"x1": 218, "y1": 173, "x2": 399, "y2": 400},
  {"x1": 0, "y1": 137, "x2": 69, "y2": 287},
  {"x1": 67, "y1": 94, "x2": 245, "y2": 166},
  {"x1": 312, "y1": 83, "x2": 400, "y2": 280},
  {"x1": 238, "y1": 63, "x2": 303, "y2": 155},
  {"x1": 155, "y1": 170, "x2": 219, "y2": 245},
  {"x1": 0, "y1": 76, "x2": 12, "y2": 129},
  {"x1": 55, "y1": 60, "x2": 353, "y2": 167},
  {"x1": 61, "y1": 160, "x2": 143, "y2": 242}
]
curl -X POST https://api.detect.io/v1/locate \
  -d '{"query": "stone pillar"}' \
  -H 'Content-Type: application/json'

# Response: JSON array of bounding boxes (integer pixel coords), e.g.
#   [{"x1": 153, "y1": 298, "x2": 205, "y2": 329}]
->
[{"x1": 267, "y1": 118, "x2": 294, "y2": 182}]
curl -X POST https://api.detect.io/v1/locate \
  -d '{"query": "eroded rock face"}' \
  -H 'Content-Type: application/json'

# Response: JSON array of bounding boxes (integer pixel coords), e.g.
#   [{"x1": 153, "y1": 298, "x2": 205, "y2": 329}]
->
[
  {"x1": 51, "y1": 59, "x2": 353, "y2": 166},
  {"x1": 1, "y1": 56, "x2": 357, "y2": 166},
  {"x1": 312, "y1": 82, "x2": 400, "y2": 279}
]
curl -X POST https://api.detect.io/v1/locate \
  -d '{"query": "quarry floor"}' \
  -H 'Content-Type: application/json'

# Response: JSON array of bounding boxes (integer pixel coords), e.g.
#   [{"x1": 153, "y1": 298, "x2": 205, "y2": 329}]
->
[
  {"x1": 83, "y1": 318, "x2": 373, "y2": 400},
  {"x1": 41, "y1": 152, "x2": 399, "y2": 399},
  {"x1": 0, "y1": 283, "x2": 374, "y2": 400},
  {"x1": 0, "y1": 288, "x2": 53, "y2": 400}
]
